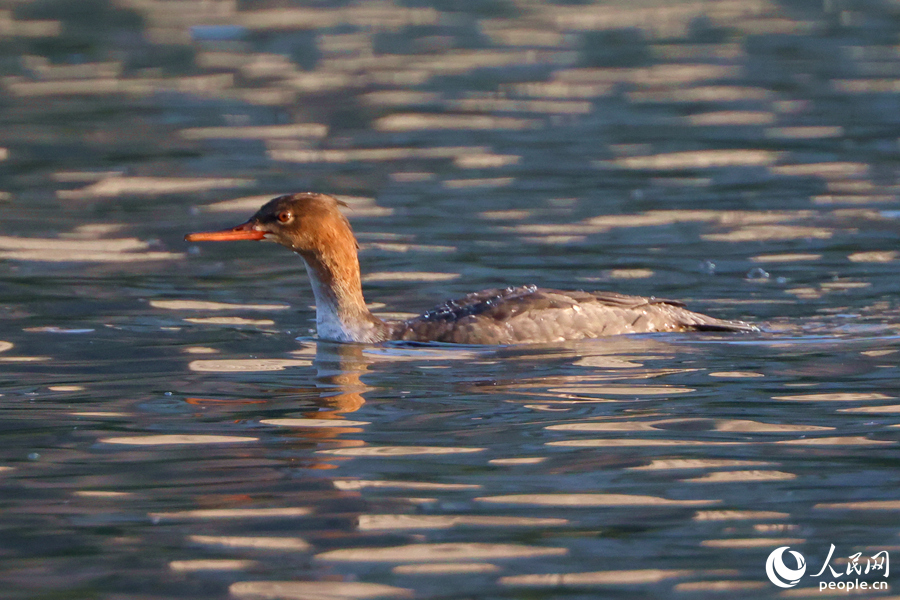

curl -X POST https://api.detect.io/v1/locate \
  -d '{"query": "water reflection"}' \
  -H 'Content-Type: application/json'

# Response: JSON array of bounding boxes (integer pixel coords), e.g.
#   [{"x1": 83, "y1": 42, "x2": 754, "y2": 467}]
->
[{"x1": 3, "y1": 0, "x2": 900, "y2": 598}]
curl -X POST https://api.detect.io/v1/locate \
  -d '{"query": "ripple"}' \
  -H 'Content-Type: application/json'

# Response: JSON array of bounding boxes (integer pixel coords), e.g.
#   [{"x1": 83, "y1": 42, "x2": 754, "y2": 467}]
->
[
  {"x1": 230, "y1": 581, "x2": 412, "y2": 600},
  {"x1": 847, "y1": 251, "x2": 898, "y2": 262},
  {"x1": 750, "y1": 253, "x2": 822, "y2": 263},
  {"x1": 708, "y1": 371, "x2": 764, "y2": 378},
  {"x1": 357, "y1": 515, "x2": 568, "y2": 531},
  {"x1": 188, "y1": 359, "x2": 310, "y2": 372},
  {"x1": 73, "y1": 490, "x2": 133, "y2": 498},
  {"x1": 547, "y1": 439, "x2": 739, "y2": 447},
  {"x1": 489, "y1": 457, "x2": 547, "y2": 465},
  {"x1": 612, "y1": 149, "x2": 777, "y2": 170},
  {"x1": 58, "y1": 175, "x2": 253, "y2": 199},
  {"x1": 184, "y1": 317, "x2": 275, "y2": 326},
  {"x1": 180, "y1": 123, "x2": 327, "y2": 140},
  {"x1": 151, "y1": 300, "x2": 290, "y2": 311},
  {"x1": 701, "y1": 538, "x2": 804, "y2": 548},
  {"x1": 189, "y1": 535, "x2": 310, "y2": 550},
  {"x1": 629, "y1": 459, "x2": 774, "y2": 471},
  {"x1": 99, "y1": 435, "x2": 257, "y2": 446},
  {"x1": 374, "y1": 113, "x2": 538, "y2": 132},
  {"x1": 333, "y1": 480, "x2": 480, "y2": 491},
  {"x1": 675, "y1": 581, "x2": 766, "y2": 592},
  {"x1": 392, "y1": 563, "x2": 499, "y2": 574},
  {"x1": 261, "y1": 418, "x2": 370, "y2": 427},
  {"x1": 840, "y1": 404, "x2": 900, "y2": 413},
  {"x1": 713, "y1": 420, "x2": 832, "y2": 433},
  {"x1": 316, "y1": 542, "x2": 567, "y2": 562},
  {"x1": 814, "y1": 500, "x2": 900, "y2": 510},
  {"x1": 500, "y1": 569, "x2": 694, "y2": 586},
  {"x1": 775, "y1": 436, "x2": 892, "y2": 446},
  {"x1": 362, "y1": 272, "x2": 460, "y2": 282},
  {"x1": 693, "y1": 510, "x2": 790, "y2": 521},
  {"x1": 170, "y1": 559, "x2": 256, "y2": 572},
  {"x1": 683, "y1": 470, "x2": 796, "y2": 483},
  {"x1": 548, "y1": 385, "x2": 694, "y2": 396},
  {"x1": 151, "y1": 507, "x2": 312, "y2": 520},
  {"x1": 476, "y1": 494, "x2": 717, "y2": 507},
  {"x1": 318, "y1": 446, "x2": 484, "y2": 457},
  {"x1": 774, "y1": 392, "x2": 894, "y2": 401}
]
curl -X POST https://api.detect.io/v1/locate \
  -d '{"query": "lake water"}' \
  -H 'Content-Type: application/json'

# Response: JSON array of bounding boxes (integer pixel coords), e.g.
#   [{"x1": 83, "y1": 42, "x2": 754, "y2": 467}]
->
[{"x1": 1, "y1": 1, "x2": 899, "y2": 599}]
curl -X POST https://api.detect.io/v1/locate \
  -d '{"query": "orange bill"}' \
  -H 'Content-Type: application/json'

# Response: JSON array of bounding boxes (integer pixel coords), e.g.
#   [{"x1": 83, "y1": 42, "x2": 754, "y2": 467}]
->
[{"x1": 185, "y1": 223, "x2": 265, "y2": 242}]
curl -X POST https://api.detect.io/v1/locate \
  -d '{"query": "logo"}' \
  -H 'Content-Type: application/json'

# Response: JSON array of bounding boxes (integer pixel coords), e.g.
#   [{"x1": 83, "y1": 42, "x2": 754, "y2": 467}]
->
[
  {"x1": 766, "y1": 546, "x2": 807, "y2": 588},
  {"x1": 764, "y1": 544, "x2": 889, "y2": 591}
]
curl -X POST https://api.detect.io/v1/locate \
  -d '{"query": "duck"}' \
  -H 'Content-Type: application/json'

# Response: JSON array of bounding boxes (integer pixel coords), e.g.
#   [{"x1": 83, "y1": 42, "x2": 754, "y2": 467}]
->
[{"x1": 185, "y1": 192, "x2": 756, "y2": 344}]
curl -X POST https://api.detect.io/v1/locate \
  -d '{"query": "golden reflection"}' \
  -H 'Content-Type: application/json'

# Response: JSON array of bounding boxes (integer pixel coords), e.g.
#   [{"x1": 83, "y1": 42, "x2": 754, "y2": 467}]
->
[
  {"x1": 694, "y1": 510, "x2": 789, "y2": 521},
  {"x1": 702, "y1": 225, "x2": 833, "y2": 242},
  {"x1": 184, "y1": 317, "x2": 275, "y2": 326},
  {"x1": 769, "y1": 162, "x2": 868, "y2": 178},
  {"x1": 99, "y1": 434, "x2": 257, "y2": 446},
  {"x1": 0, "y1": 234, "x2": 182, "y2": 263},
  {"x1": 393, "y1": 563, "x2": 498, "y2": 574},
  {"x1": 611, "y1": 149, "x2": 777, "y2": 170},
  {"x1": 152, "y1": 508, "x2": 312, "y2": 520},
  {"x1": 630, "y1": 459, "x2": 774, "y2": 471},
  {"x1": 500, "y1": 569, "x2": 695, "y2": 586},
  {"x1": 629, "y1": 85, "x2": 771, "y2": 103},
  {"x1": 261, "y1": 418, "x2": 369, "y2": 428},
  {"x1": 750, "y1": 253, "x2": 822, "y2": 263},
  {"x1": 170, "y1": 559, "x2": 256, "y2": 572},
  {"x1": 374, "y1": 114, "x2": 538, "y2": 132},
  {"x1": 57, "y1": 175, "x2": 253, "y2": 199},
  {"x1": 675, "y1": 581, "x2": 766, "y2": 592},
  {"x1": 180, "y1": 124, "x2": 327, "y2": 140},
  {"x1": 683, "y1": 470, "x2": 797, "y2": 483},
  {"x1": 334, "y1": 480, "x2": 479, "y2": 491},
  {"x1": 848, "y1": 251, "x2": 898, "y2": 262},
  {"x1": 775, "y1": 437, "x2": 892, "y2": 446},
  {"x1": 708, "y1": 371, "x2": 764, "y2": 378},
  {"x1": 188, "y1": 359, "x2": 311, "y2": 372},
  {"x1": 489, "y1": 457, "x2": 547, "y2": 465},
  {"x1": 189, "y1": 535, "x2": 310, "y2": 550},
  {"x1": 151, "y1": 300, "x2": 289, "y2": 311},
  {"x1": 362, "y1": 272, "x2": 460, "y2": 283},
  {"x1": 315, "y1": 542, "x2": 567, "y2": 562},
  {"x1": 549, "y1": 417, "x2": 815, "y2": 434},
  {"x1": 814, "y1": 500, "x2": 900, "y2": 510},
  {"x1": 476, "y1": 494, "x2": 717, "y2": 507},
  {"x1": 840, "y1": 404, "x2": 900, "y2": 413},
  {"x1": 356, "y1": 515, "x2": 567, "y2": 531},
  {"x1": 230, "y1": 581, "x2": 412, "y2": 600},
  {"x1": 687, "y1": 111, "x2": 775, "y2": 125},
  {"x1": 74, "y1": 491, "x2": 133, "y2": 498},
  {"x1": 318, "y1": 446, "x2": 485, "y2": 457},
  {"x1": 774, "y1": 392, "x2": 893, "y2": 401},
  {"x1": 701, "y1": 538, "x2": 805, "y2": 548},
  {"x1": 549, "y1": 439, "x2": 739, "y2": 447}
]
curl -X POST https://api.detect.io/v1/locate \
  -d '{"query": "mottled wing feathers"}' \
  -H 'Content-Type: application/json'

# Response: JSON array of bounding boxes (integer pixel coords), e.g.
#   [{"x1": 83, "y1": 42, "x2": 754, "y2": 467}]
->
[{"x1": 393, "y1": 285, "x2": 755, "y2": 344}]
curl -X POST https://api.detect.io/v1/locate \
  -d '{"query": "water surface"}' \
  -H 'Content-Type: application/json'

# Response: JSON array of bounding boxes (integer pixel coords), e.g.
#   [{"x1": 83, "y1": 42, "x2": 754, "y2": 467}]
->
[{"x1": 1, "y1": 1, "x2": 899, "y2": 598}]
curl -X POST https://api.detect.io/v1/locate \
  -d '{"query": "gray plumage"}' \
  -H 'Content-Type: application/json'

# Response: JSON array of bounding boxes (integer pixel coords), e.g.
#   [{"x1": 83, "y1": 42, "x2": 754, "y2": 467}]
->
[{"x1": 391, "y1": 285, "x2": 756, "y2": 345}]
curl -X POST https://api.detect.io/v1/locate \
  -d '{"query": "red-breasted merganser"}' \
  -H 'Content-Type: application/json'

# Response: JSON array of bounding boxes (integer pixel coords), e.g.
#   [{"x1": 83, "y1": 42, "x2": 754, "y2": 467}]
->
[{"x1": 185, "y1": 192, "x2": 756, "y2": 344}]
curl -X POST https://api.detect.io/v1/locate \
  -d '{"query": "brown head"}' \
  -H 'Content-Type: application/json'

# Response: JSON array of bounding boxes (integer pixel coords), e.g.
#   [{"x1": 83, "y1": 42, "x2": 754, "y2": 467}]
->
[
  {"x1": 186, "y1": 193, "x2": 372, "y2": 337},
  {"x1": 185, "y1": 192, "x2": 357, "y2": 257}
]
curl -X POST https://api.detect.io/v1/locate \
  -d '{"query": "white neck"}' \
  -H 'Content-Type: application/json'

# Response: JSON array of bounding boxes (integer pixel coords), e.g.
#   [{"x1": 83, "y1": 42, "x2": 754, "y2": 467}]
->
[{"x1": 299, "y1": 255, "x2": 387, "y2": 343}]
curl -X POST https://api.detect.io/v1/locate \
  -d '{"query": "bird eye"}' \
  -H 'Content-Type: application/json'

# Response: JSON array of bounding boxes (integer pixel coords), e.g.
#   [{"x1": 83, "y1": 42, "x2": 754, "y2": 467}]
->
[{"x1": 276, "y1": 211, "x2": 292, "y2": 223}]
